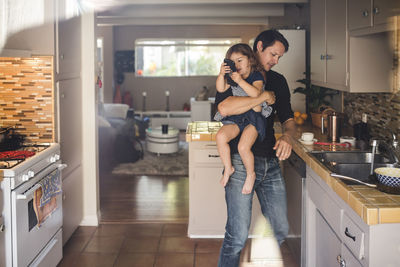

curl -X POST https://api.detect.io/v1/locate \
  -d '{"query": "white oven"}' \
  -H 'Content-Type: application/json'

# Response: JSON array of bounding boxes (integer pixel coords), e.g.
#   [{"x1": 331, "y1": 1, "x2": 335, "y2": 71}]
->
[
  {"x1": 11, "y1": 162, "x2": 64, "y2": 267},
  {"x1": 0, "y1": 187, "x2": 5, "y2": 267},
  {"x1": 0, "y1": 143, "x2": 64, "y2": 267}
]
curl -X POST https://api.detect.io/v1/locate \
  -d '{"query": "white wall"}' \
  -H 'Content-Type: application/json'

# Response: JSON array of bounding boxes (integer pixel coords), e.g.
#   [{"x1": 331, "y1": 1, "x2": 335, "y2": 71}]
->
[
  {"x1": 96, "y1": 26, "x2": 114, "y2": 103},
  {"x1": 110, "y1": 24, "x2": 266, "y2": 110},
  {"x1": 0, "y1": 0, "x2": 55, "y2": 55}
]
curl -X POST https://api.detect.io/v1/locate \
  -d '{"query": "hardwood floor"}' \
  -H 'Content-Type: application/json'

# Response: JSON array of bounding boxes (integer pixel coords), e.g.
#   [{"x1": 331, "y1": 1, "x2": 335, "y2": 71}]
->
[{"x1": 100, "y1": 171, "x2": 189, "y2": 223}]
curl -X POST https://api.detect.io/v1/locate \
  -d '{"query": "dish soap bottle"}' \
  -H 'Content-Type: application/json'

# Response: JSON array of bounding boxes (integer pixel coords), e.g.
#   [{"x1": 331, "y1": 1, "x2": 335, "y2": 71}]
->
[{"x1": 353, "y1": 113, "x2": 370, "y2": 150}]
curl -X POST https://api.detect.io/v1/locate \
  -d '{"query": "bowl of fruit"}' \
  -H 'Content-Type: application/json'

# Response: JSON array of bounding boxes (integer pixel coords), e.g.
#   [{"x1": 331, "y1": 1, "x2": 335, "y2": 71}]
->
[{"x1": 294, "y1": 111, "x2": 307, "y2": 125}]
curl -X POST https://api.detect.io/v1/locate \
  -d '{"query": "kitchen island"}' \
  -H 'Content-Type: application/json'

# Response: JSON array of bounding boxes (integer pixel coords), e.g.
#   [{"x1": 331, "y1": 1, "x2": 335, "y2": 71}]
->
[
  {"x1": 186, "y1": 121, "x2": 400, "y2": 266},
  {"x1": 186, "y1": 121, "x2": 268, "y2": 238}
]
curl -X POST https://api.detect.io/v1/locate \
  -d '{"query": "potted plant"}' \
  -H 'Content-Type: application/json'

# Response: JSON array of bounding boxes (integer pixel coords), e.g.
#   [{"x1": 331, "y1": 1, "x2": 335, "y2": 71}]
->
[{"x1": 293, "y1": 77, "x2": 338, "y2": 128}]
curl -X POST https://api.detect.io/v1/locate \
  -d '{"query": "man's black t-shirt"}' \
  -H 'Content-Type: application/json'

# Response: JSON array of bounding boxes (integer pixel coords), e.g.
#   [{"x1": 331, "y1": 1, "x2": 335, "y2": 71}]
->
[{"x1": 215, "y1": 70, "x2": 294, "y2": 159}]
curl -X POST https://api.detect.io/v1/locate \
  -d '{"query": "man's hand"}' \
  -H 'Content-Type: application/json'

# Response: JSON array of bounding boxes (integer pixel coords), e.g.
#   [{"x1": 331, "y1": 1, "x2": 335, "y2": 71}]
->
[
  {"x1": 273, "y1": 119, "x2": 296, "y2": 160},
  {"x1": 273, "y1": 134, "x2": 292, "y2": 160}
]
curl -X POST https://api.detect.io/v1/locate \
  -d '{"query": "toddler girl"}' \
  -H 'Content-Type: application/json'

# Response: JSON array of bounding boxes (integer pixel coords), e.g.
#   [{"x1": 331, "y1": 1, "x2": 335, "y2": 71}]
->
[{"x1": 215, "y1": 43, "x2": 272, "y2": 194}]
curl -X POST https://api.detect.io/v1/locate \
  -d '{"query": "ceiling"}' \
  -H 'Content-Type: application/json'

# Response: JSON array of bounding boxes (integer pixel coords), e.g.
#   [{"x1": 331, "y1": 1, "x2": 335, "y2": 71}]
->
[{"x1": 89, "y1": 0, "x2": 308, "y2": 26}]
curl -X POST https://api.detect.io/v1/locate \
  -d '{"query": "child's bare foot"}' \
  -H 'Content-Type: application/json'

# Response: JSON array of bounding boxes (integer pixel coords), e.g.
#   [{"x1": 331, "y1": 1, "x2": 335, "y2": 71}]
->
[
  {"x1": 220, "y1": 166, "x2": 235, "y2": 187},
  {"x1": 242, "y1": 172, "x2": 256, "y2": 194}
]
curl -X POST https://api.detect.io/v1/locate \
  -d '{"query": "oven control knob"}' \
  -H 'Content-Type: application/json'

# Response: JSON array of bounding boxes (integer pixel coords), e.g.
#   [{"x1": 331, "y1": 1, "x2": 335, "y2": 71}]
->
[
  {"x1": 27, "y1": 171, "x2": 34, "y2": 177},
  {"x1": 50, "y1": 156, "x2": 56, "y2": 163},
  {"x1": 55, "y1": 154, "x2": 60, "y2": 160},
  {"x1": 22, "y1": 174, "x2": 29, "y2": 181}
]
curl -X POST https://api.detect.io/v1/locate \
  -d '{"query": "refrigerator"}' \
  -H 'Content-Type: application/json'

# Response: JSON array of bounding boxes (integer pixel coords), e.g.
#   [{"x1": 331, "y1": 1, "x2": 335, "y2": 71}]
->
[{"x1": 274, "y1": 29, "x2": 306, "y2": 114}]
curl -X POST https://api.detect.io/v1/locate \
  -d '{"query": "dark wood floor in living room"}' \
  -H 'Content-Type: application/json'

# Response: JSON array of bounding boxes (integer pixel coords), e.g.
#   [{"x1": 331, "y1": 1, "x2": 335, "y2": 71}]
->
[{"x1": 99, "y1": 172, "x2": 189, "y2": 223}]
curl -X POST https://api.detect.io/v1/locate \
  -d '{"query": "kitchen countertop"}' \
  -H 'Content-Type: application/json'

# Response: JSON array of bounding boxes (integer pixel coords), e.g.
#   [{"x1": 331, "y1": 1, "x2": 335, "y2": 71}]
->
[{"x1": 186, "y1": 121, "x2": 400, "y2": 225}]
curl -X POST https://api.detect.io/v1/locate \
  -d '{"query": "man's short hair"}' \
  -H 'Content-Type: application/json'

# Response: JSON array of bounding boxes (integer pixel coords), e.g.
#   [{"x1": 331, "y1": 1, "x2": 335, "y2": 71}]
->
[{"x1": 253, "y1": 30, "x2": 289, "y2": 53}]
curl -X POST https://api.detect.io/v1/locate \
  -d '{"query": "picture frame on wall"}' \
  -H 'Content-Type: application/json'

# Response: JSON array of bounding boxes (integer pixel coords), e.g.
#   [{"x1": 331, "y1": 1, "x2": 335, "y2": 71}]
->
[{"x1": 114, "y1": 50, "x2": 135, "y2": 73}]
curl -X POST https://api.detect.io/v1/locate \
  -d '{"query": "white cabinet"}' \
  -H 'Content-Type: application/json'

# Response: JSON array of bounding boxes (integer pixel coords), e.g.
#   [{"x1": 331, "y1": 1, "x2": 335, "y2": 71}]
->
[
  {"x1": 62, "y1": 167, "x2": 84, "y2": 244},
  {"x1": 306, "y1": 166, "x2": 400, "y2": 267},
  {"x1": 311, "y1": 0, "x2": 396, "y2": 93},
  {"x1": 348, "y1": 0, "x2": 399, "y2": 35},
  {"x1": 188, "y1": 141, "x2": 265, "y2": 237},
  {"x1": 136, "y1": 111, "x2": 191, "y2": 130},
  {"x1": 0, "y1": 0, "x2": 56, "y2": 55},
  {"x1": 58, "y1": 78, "x2": 83, "y2": 177},
  {"x1": 57, "y1": 16, "x2": 81, "y2": 78},
  {"x1": 55, "y1": 1, "x2": 85, "y2": 245},
  {"x1": 0, "y1": 189, "x2": 5, "y2": 267},
  {"x1": 310, "y1": 0, "x2": 348, "y2": 91},
  {"x1": 190, "y1": 99, "x2": 212, "y2": 122},
  {"x1": 315, "y1": 211, "x2": 342, "y2": 267}
]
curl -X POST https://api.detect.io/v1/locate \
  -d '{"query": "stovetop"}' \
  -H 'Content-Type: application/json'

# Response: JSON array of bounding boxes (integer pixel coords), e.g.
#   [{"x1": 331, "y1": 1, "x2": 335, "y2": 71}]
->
[
  {"x1": 0, "y1": 143, "x2": 60, "y2": 188},
  {"x1": 0, "y1": 143, "x2": 51, "y2": 169}
]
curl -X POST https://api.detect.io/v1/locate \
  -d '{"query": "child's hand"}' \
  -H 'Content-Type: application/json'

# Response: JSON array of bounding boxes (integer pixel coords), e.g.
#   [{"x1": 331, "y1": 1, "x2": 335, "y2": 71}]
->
[
  {"x1": 219, "y1": 62, "x2": 231, "y2": 76},
  {"x1": 230, "y1": 72, "x2": 243, "y2": 84},
  {"x1": 261, "y1": 91, "x2": 275, "y2": 105}
]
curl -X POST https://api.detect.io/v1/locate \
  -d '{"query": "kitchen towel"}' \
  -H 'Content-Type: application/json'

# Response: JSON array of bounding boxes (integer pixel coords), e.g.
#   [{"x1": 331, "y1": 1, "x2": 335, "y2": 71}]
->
[
  {"x1": 33, "y1": 169, "x2": 62, "y2": 227},
  {"x1": 38, "y1": 169, "x2": 61, "y2": 207}
]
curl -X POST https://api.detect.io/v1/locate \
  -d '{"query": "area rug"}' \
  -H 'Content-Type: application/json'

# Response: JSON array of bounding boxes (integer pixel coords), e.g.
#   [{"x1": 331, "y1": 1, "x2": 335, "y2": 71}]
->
[{"x1": 112, "y1": 141, "x2": 188, "y2": 176}]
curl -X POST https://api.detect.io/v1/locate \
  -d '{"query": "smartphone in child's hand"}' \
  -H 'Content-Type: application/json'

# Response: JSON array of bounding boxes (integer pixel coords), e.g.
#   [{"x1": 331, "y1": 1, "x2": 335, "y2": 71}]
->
[{"x1": 223, "y1": 59, "x2": 238, "y2": 87}]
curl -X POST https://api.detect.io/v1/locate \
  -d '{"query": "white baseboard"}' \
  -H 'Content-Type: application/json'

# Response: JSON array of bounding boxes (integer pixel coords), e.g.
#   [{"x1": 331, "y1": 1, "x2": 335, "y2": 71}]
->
[{"x1": 79, "y1": 214, "x2": 99, "y2": 226}]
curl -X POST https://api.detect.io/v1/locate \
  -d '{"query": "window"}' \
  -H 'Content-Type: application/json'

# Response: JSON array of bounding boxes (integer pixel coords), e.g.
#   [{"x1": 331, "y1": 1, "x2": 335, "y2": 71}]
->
[{"x1": 135, "y1": 38, "x2": 241, "y2": 77}]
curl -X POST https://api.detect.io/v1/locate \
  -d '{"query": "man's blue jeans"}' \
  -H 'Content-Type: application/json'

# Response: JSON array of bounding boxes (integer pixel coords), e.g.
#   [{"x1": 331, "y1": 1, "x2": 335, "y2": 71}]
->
[{"x1": 218, "y1": 153, "x2": 289, "y2": 267}]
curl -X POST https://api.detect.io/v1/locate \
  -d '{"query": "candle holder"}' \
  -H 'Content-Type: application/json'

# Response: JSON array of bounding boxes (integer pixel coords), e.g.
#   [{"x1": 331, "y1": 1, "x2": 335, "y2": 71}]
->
[
  {"x1": 165, "y1": 90, "x2": 170, "y2": 111},
  {"x1": 142, "y1": 92, "x2": 147, "y2": 112}
]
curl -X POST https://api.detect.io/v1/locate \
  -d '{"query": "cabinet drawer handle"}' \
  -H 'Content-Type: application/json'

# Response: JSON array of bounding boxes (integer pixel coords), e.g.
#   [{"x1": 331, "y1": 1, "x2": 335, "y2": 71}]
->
[
  {"x1": 345, "y1": 227, "x2": 356, "y2": 241},
  {"x1": 208, "y1": 154, "x2": 220, "y2": 158},
  {"x1": 362, "y1": 10, "x2": 369, "y2": 17}
]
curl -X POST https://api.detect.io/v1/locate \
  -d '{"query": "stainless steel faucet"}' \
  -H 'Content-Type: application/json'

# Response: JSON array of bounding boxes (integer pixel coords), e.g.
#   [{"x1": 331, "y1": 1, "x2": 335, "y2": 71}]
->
[
  {"x1": 370, "y1": 135, "x2": 400, "y2": 175},
  {"x1": 370, "y1": 139, "x2": 378, "y2": 175}
]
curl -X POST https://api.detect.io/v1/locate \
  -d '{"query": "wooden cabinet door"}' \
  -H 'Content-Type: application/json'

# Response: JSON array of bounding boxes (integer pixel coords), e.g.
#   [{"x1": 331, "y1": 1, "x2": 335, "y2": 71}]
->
[
  {"x1": 316, "y1": 210, "x2": 342, "y2": 267},
  {"x1": 310, "y1": 0, "x2": 326, "y2": 84},
  {"x1": 326, "y1": 0, "x2": 348, "y2": 88},
  {"x1": 348, "y1": 0, "x2": 372, "y2": 31}
]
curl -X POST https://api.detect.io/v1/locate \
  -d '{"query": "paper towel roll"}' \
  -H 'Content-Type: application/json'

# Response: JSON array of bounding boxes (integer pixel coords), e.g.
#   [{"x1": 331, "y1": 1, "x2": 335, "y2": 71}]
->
[{"x1": 340, "y1": 136, "x2": 356, "y2": 147}]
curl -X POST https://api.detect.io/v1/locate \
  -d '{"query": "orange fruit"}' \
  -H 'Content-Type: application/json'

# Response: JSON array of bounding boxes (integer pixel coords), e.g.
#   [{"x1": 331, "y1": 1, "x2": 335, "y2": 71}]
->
[
  {"x1": 300, "y1": 113, "x2": 308, "y2": 120},
  {"x1": 295, "y1": 117, "x2": 304, "y2": 125},
  {"x1": 294, "y1": 111, "x2": 301, "y2": 118}
]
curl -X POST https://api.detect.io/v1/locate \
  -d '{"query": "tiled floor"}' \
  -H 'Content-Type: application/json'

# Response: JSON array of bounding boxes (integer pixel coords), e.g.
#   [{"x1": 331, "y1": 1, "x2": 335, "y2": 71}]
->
[
  {"x1": 58, "y1": 223, "x2": 298, "y2": 267},
  {"x1": 69, "y1": 132, "x2": 299, "y2": 266}
]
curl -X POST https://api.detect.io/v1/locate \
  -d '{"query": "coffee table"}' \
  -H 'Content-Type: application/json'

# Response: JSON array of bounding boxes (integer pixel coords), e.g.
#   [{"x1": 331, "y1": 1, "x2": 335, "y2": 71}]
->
[{"x1": 145, "y1": 126, "x2": 179, "y2": 154}]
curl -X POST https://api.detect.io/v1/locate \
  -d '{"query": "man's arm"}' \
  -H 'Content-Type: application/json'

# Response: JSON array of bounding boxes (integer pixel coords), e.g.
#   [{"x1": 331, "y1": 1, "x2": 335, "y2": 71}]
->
[
  {"x1": 218, "y1": 91, "x2": 275, "y2": 117},
  {"x1": 273, "y1": 118, "x2": 296, "y2": 160}
]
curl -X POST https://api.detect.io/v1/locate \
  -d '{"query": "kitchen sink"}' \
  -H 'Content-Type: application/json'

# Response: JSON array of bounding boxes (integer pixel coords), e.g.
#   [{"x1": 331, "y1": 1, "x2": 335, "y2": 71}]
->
[
  {"x1": 309, "y1": 151, "x2": 398, "y2": 185},
  {"x1": 310, "y1": 151, "x2": 393, "y2": 164}
]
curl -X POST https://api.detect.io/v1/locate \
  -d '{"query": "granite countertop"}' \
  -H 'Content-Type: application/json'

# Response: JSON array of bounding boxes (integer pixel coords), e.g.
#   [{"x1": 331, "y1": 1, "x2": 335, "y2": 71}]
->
[{"x1": 187, "y1": 121, "x2": 400, "y2": 225}]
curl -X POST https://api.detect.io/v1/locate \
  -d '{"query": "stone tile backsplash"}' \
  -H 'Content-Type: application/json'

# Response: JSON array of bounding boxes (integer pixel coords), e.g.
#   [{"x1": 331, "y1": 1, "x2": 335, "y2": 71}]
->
[
  {"x1": 0, "y1": 57, "x2": 54, "y2": 143},
  {"x1": 343, "y1": 92, "x2": 400, "y2": 141}
]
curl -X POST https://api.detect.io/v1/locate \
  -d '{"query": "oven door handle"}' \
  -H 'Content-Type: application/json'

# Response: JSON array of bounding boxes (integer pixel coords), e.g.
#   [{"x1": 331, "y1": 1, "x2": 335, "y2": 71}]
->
[
  {"x1": 57, "y1": 163, "x2": 67, "y2": 170},
  {"x1": 16, "y1": 184, "x2": 41, "y2": 200}
]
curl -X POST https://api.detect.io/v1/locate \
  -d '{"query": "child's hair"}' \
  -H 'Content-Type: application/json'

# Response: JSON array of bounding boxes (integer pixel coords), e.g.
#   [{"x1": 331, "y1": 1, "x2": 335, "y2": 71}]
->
[{"x1": 225, "y1": 43, "x2": 263, "y2": 73}]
